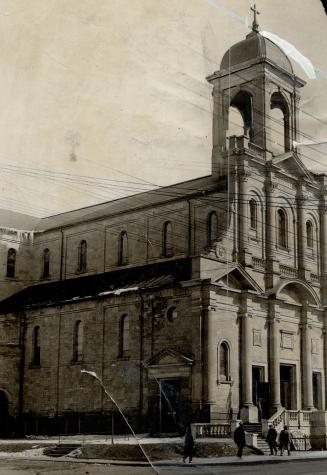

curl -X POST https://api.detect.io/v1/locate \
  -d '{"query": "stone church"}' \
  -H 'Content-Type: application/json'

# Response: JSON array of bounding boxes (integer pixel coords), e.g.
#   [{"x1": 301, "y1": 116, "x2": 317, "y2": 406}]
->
[{"x1": 0, "y1": 15, "x2": 326, "y2": 437}]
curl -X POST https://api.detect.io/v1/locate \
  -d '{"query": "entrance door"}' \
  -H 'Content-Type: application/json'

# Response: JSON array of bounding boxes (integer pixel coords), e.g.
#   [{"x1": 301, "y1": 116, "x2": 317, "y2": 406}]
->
[
  {"x1": 252, "y1": 366, "x2": 270, "y2": 419},
  {"x1": 159, "y1": 379, "x2": 181, "y2": 433},
  {"x1": 280, "y1": 365, "x2": 294, "y2": 409},
  {"x1": 313, "y1": 372, "x2": 322, "y2": 409},
  {"x1": 0, "y1": 391, "x2": 9, "y2": 437}
]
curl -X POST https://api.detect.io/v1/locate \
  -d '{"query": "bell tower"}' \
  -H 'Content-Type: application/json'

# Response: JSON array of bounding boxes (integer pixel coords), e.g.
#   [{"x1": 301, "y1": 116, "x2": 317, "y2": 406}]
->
[{"x1": 207, "y1": 6, "x2": 306, "y2": 176}]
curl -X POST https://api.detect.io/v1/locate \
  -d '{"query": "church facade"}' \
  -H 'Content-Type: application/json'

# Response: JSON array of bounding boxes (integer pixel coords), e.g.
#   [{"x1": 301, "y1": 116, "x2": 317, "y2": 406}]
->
[{"x1": 0, "y1": 20, "x2": 326, "y2": 436}]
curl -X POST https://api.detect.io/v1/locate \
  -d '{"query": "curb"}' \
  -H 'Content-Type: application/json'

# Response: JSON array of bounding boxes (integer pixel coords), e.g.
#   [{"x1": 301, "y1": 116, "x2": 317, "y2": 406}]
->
[{"x1": 1, "y1": 453, "x2": 327, "y2": 467}]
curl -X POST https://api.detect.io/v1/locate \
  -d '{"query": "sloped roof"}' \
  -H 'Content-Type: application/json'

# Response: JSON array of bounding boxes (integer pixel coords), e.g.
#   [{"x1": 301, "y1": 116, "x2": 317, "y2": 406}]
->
[
  {"x1": 0, "y1": 258, "x2": 192, "y2": 313},
  {"x1": 0, "y1": 209, "x2": 40, "y2": 231},
  {"x1": 35, "y1": 174, "x2": 221, "y2": 232}
]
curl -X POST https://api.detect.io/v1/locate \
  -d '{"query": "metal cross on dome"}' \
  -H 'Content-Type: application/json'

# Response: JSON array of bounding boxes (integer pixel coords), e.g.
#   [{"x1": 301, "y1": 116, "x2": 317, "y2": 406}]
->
[{"x1": 251, "y1": 4, "x2": 260, "y2": 32}]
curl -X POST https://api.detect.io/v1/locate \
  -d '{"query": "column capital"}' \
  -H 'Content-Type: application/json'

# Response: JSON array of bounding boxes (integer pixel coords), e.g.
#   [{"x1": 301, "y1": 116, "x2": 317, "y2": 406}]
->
[{"x1": 238, "y1": 310, "x2": 253, "y2": 319}]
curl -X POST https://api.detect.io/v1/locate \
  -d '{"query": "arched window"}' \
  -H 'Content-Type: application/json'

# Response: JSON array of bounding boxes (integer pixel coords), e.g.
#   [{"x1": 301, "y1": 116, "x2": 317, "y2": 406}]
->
[
  {"x1": 278, "y1": 209, "x2": 287, "y2": 248},
  {"x1": 6, "y1": 248, "x2": 16, "y2": 278},
  {"x1": 167, "y1": 306, "x2": 178, "y2": 322},
  {"x1": 118, "y1": 231, "x2": 128, "y2": 265},
  {"x1": 78, "y1": 240, "x2": 87, "y2": 273},
  {"x1": 218, "y1": 341, "x2": 230, "y2": 382},
  {"x1": 162, "y1": 221, "x2": 173, "y2": 257},
  {"x1": 72, "y1": 320, "x2": 83, "y2": 362},
  {"x1": 306, "y1": 220, "x2": 313, "y2": 248},
  {"x1": 249, "y1": 199, "x2": 257, "y2": 230},
  {"x1": 118, "y1": 314, "x2": 129, "y2": 358},
  {"x1": 42, "y1": 248, "x2": 50, "y2": 278},
  {"x1": 270, "y1": 92, "x2": 290, "y2": 153},
  {"x1": 32, "y1": 326, "x2": 40, "y2": 366},
  {"x1": 207, "y1": 211, "x2": 218, "y2": 246}
]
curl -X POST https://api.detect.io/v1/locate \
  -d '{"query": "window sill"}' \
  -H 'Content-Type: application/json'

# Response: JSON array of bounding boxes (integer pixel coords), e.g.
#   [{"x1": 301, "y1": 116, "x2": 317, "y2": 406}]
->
[
  {"x1": 71, "y1": 359, "x2": 83, "y2": 365},
  {"x1": 118, "y1": 355, "x2": 130, "y2": 361},
  {"x1": 277, "y1": 246, "x2": 289, "y2": 253},
  {"x1": 217, "y1": 379, "x2": 233, "y2": 385},
  {"x1": 29, "y1": 364, "x2": 41, "y2": 369}
]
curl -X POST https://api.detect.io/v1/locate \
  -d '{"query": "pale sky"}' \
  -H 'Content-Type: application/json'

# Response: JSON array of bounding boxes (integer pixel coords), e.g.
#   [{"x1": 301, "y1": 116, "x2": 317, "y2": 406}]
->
[{"x1": 0, "y1": 0, "x2": 326, "y2": 217}]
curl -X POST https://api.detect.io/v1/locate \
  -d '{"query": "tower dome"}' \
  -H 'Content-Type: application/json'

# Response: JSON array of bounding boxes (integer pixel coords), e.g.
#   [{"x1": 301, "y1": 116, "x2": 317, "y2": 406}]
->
[{"x1": 220, "y1": 30, "x2": 293, "y2": 76}]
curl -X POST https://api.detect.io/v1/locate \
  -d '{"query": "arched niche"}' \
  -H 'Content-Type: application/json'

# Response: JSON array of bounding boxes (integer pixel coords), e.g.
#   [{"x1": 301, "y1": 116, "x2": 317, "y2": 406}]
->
[{"x1": 274, "y1": 280, "x2": 320, "y2": 306}]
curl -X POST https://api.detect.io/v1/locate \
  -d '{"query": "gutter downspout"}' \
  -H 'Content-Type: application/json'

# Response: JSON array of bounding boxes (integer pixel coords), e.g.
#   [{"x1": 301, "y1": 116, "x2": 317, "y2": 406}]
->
[
  {"x1": 18, "y1": 312, "x2": 26, "y2": 435},
  {"x1": 138, "y1": 291, "x2": 145, "y2": 432},
  {"x1": 59, "y1": 228, "x2": 64, "y2": 281},
  {"x1": 55, "y1": 305, "x2": 62, "y2": 417}
]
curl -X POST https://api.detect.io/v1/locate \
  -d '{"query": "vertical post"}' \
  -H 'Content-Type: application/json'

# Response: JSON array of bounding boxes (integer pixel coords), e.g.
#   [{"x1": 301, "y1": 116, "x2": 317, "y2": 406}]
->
[
  {"x1": 111, "y1": 413, "x2": 114, "y2": 445},
  {"x1": 159, "y1": 381, "x2": 162, "y2": 433}
]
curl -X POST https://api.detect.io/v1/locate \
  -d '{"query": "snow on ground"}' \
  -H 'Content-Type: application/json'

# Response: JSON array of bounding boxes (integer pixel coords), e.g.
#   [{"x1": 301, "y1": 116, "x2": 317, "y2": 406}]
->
[{"x1": 0, "y1": 447, "x2": 45, "y2": 458}]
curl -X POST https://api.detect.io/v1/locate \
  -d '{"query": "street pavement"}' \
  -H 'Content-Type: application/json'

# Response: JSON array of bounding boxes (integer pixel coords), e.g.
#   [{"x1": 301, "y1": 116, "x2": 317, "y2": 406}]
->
[{"x1": 0, "y1": 458, "x2": 326, "y2": 474}]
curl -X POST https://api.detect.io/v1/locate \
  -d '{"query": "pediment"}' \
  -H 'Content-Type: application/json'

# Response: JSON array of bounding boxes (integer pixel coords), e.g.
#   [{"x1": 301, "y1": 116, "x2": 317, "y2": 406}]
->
[
  {"x1": 212, "y1": 264, "x2": 263, "y2": 293},
  {"x1": 146, "y1": 348, "x2": 194, "y2": 367},
  {"x1": 272, "y1": 151, "x2": 315, "y2": 184}
]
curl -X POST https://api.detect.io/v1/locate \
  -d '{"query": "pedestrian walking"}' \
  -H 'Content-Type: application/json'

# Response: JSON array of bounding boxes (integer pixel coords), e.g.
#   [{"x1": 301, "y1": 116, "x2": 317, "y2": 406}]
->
[
  {"x1": 183, "y1": 425, "x2": 194, "y2": 463},
  {"x1": 234, "y1": 421, "x2": 246, "y2": 458},
  {"x1": 279, "y1": 425, "x2": 291, "y2": 456},
  {"x1": 266, "y1": 424, "x2": 278, "y2": 455}
]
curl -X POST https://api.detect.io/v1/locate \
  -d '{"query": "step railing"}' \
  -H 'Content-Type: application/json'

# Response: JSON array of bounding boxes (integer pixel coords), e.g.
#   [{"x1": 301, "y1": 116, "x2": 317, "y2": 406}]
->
[
  {"x1": 262, "y1": 409, "x2": 313, "y2": 437},
  {"x1": 262, "y1": 407, "x2": 286, "y2": 436},
  {"x1": 191, "y1": 422, "x2": 231, "y2": 439}
]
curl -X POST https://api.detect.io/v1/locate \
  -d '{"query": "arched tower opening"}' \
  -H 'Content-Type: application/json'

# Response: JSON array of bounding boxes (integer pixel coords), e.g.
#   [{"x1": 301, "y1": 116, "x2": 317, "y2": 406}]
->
[
  {"x1": 228, "y1": 91, "x2": 254, "y2": 141},
  {"x1": 270, "y1": 92, "x2": 291, "y2": 154}
]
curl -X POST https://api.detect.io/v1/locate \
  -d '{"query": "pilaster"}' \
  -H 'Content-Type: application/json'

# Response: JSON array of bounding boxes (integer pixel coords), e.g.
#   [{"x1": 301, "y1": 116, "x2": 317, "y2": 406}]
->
[{"x1": 268, "y1": 301, "x2": 281, "y2": 411}]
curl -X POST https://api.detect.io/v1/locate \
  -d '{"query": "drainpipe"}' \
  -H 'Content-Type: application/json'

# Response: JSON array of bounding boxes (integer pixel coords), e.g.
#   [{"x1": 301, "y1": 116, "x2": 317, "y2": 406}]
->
[
  {"x1": 188, "y1": 200, "x2": 192, "y2": 257},
  {"x1": 138, "y1": 291, "x2": 145, "y2": 431},
  {"x1": 55, "y1": 306, "x2": 62, "y2": 417},
  {"x1": 59, "y1": 228, "x2": 64, "y2": 281},
  {"x1": 18, "y1": 312, "x2": 26, "y2": 435}
]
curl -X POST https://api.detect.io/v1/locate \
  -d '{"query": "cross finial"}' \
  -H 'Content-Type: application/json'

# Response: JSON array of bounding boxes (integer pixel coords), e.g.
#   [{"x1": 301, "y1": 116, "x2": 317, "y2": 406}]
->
[{"x1": 250, "y1": 4, "x2": 260, "y2": 32}]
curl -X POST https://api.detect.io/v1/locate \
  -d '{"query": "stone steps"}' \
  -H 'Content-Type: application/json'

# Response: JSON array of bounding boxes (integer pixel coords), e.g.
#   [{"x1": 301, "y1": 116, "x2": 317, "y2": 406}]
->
[
  {"x1": 243, "y1": 423, "x2": 271, "y2": 455},
  {"x1": 255, "y1": 435, "x2": 271, "y2": 455}
]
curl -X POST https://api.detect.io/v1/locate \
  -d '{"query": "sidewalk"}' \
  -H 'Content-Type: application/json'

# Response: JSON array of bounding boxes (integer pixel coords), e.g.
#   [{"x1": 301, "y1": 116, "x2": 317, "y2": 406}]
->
[
  {"x1": 1, "y1": 450, "x2": 327, "y2": 467},
  {"x1": 0, "y1": 436, "x2": 327, "y2": 467}
]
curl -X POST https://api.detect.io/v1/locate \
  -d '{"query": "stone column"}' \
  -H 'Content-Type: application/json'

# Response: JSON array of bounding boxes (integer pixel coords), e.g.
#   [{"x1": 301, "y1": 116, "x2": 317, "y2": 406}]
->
[
  {"x1": 319, "y1": 188, "x2": 327, "y2": 305},
  {"x1": 207, "y1": 308, "x2": 217, "y2": 418},
  {"x1": 240, "y1": 310, "x2": 258, "y2": 422},
  {"x1": 323, "y1": 316, "x2": 327, "y2": 409},
  {"x1": 297, "y1": 184, "x2": 310, "y2": 280},
  {"x1": 238, "y1": 163, "x2": 252, "y2": 267},
  {"x1": 265, "y1": 171, "x2": 280, "y2": 289},
  {"x1": 269, "y1": 302, "x2": 281, "y2": 411},
  {"x1": 301, "y1": 307, "x2": 314, "y2": 410}
]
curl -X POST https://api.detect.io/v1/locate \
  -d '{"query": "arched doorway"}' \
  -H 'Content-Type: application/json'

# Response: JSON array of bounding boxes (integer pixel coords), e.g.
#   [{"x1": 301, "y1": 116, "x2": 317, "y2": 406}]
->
[{"x1": 0, "y1": 391, "x2": 9, "y2": 437}]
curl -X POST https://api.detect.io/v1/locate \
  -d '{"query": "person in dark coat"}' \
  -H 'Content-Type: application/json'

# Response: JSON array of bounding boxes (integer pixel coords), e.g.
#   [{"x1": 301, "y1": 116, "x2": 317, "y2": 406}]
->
[
  {"x1": 183, "y1": 425, "x2": 194, "y2": 463},
  {"x1": 234, "y1": 421, "x2": 246, "y2": 458},
  {"x1": 266, "y1": 424, "x2": 278, "y2": 455},
  {"x1": 279, "y1": 425, "x2": 291, "y2": 455}
]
